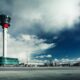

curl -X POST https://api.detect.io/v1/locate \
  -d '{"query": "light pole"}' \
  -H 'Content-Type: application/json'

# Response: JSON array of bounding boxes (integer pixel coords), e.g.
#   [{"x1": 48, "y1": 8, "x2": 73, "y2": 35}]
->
[{"x1": 0, "y1": 14, "x2": 11, "y2": 64}]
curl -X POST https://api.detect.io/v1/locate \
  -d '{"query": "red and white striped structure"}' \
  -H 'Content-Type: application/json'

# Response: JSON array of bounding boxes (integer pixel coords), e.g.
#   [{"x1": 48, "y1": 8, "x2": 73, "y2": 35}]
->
[
  {"x1": 3, "y1": 23, "x2": 9, "y2": 58},
  {"x1": 0, "y1": 14, "x2": 11, "y2": 58}
]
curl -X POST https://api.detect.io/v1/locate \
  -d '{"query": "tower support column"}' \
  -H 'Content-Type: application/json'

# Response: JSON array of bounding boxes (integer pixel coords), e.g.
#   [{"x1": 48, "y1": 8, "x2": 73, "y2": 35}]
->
[{"x1": 3, "y1": 28, "x2": 8, "y2": 58}]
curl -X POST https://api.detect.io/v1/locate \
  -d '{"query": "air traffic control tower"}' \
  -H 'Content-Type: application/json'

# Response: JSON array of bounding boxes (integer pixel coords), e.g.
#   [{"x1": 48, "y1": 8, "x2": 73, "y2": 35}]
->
[{"x1": 0, "y1": 14, "x2": 19, "y2": 66}]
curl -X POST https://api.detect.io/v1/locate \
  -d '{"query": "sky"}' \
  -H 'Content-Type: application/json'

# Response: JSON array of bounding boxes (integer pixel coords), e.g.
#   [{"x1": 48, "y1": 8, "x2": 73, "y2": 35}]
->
[{"x1": 0, "y1": 0, "x2": 80, "y2": 63}]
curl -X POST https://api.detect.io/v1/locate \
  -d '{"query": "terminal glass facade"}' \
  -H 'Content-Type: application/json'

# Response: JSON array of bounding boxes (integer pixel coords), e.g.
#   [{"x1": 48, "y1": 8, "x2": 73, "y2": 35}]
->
[{"x1": 0, "y1": 57, "x2": 19, "y2": 65}]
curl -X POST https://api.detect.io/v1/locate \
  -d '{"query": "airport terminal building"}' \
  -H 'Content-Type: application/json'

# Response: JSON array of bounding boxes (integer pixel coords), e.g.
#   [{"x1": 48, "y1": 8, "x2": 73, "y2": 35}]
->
[{"x1": 0, "y1": 57, "x2": 19, "y2": 66}]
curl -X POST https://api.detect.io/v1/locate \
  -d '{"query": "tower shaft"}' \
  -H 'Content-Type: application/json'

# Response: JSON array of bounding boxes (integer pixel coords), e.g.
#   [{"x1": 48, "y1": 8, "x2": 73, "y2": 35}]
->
[{"x1": 3, "y1": 28, "x2": 8, "y2": 58}]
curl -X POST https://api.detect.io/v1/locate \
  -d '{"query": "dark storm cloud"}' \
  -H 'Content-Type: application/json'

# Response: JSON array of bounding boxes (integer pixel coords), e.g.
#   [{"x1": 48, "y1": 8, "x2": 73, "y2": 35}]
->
[
  {"x1": 0, "y1": 0, "x2": 12, "y2": 15},
  {"x1": 7, "y1": 0, "x2": 79, "y2": 37},
  {"x1": 0, "y1": 0, "x2": 79, "y2": 36}
]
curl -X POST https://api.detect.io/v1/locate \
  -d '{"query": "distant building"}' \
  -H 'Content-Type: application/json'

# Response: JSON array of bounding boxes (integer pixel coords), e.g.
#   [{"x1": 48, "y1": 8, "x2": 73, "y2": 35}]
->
[{"x1": 72, "y1": 62, "x2": 80, "y2": 66}]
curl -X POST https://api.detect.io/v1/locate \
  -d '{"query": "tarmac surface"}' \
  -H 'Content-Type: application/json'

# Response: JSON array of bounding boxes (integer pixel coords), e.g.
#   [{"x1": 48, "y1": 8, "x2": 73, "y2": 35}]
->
[{"x1": 0, "y1": 67, "x2": 80, "y2": 80}]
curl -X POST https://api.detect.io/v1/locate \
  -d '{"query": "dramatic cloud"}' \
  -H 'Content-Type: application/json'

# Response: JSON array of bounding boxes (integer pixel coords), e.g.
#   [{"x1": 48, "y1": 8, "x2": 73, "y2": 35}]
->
[
  {"x1": 0, "y1": 32, "x2": 55, "y2": 63},
  {"x1": 0, "y1": 0, "x2": 80, "y2": 62},
  {"x1": 10, "y1": 0, "x2": 80, "y2": 35},
  {"x1": 54, "y1": 58, "x2": 80, "y2": 63},
  {"x1": 0, "y1": 0, "x2": 12, "y2": 16},
  {"x1": 35, "y1": 54, "x2": 52, "y2": 60}
]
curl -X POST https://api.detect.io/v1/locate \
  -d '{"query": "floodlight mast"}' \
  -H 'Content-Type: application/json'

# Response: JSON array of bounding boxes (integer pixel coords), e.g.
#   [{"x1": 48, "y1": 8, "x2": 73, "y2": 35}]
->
[{"x1": 0, "y1": 14, "x2": 11, "y2": 58}]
